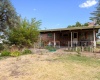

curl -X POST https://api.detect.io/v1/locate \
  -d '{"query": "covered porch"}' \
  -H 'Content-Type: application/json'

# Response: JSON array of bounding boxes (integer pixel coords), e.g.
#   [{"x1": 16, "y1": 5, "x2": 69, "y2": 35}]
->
[{"x1": 40, "y1": 26, "x2": 100, "y2": 48}]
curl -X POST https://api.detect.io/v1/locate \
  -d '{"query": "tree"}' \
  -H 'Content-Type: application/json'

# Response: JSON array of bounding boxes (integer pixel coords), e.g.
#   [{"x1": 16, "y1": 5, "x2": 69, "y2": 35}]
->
[
  {"x1": 90, "y1": 0, "x2": 100, "y2": 25},
  {"x1": 67, "y1": 25, "x2": 72, "y2": 28},
  {"x1": 0, "y1": 0, "x2": 20, "y2": 32},
  {"x1": 72, "y1": 25, "x2": 75, "y2": 27},
  {"x1": 83, "y1": 23, "x2": 89, "y2": 26},
  {"x1": 75, "y1": 22, "x2": 81, "y2": 27},
  {"x1": 8, "y1": 18, "x2": 41, "y2": 47},
  {"x1": 67, "y1": 22, "x2": 82, "y2": 28}
]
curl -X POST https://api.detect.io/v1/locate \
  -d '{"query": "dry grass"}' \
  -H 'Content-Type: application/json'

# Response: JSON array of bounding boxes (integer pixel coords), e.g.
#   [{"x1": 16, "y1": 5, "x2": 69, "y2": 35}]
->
[{"x1": 0, "y1": 52, "x2": 100, "y2": 80}]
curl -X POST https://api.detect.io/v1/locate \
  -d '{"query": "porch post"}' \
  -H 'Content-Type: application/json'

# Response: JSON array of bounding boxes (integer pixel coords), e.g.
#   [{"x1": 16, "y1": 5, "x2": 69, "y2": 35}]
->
[
  {"x1": 93, "y1": 29, "x2": 96, "y2": 47},
  {"x1": 54, "y1": 33, "x2": 56, "y2": 47},
  {"x1": 71, "y1": 32, "x2": 73, "y2": 47}
]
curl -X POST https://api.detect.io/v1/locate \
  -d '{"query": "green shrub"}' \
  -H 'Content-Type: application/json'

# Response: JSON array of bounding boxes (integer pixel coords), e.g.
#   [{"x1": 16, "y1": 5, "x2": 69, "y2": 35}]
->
[
  {"x1": 22, "y1": 49, "x2": 32, "y2": 54},
  {"x1": 1, "y1": 50, "x2": 10, "y2": 56},
  {"x1": 10, "y1": 51, "x2": 21, "y2": 57},
  {"x1": 8, "y1": 18, "x2": 40, "y2": 47},
  {"x1": 0, "y1": 44, "x2": 4, "y2": 51}
]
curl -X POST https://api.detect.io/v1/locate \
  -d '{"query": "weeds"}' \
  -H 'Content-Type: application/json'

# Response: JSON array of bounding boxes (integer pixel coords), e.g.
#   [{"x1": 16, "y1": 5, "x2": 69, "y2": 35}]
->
[
  {"x1": 10, "y1": 51, "x2": 21, "y2": 57},
  {"x1": 1, "y1": 50, "x2": 11, "y2": 56},
  {"x1": 22, "y1": 49, "x2": 32, "y2": 55},
  {"x1": 76, "y1": 48, "x2": 81, "y2": 56}
]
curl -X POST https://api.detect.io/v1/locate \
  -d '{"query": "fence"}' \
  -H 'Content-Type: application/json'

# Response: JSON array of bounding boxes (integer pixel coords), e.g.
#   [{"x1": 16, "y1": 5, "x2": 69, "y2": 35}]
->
[
  {"x1": 67, "y1": 41, "x2": 94, "y2": 47},
  {"x1": 39, "y1": 40, "x2": 99, "y2": 52}
]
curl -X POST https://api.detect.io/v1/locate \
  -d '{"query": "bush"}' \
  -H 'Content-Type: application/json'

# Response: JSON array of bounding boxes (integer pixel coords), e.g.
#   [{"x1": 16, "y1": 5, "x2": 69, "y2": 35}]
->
[
  {"x1": 10, "y1": 51, "x2": 21, "y2": 57},
  {"x1": 22, "y1": 49, "x2": 32, "y2": 54},
  {"x1": 8, "y1": 18, "x2": 41, "y2": 47},
  {"x1": 1, "y1": 50, "x2": 11, "y2": 56},
  {"x1": 0, "y1": 44, "x2": 4, "y2": 51}
]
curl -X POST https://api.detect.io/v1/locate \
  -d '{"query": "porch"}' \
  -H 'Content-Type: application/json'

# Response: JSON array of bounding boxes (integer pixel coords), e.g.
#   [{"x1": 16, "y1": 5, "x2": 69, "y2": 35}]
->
[{"x1": 40, "y1": 28, "x2": 97, "y2": 48}]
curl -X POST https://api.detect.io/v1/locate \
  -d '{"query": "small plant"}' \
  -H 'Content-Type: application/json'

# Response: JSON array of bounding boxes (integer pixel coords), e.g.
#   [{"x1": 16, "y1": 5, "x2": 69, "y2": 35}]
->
[
  {"x1": 22, "y1": 49, "x2": 32, "y2": 55},
  {"x1": 1, "y1": 50, "x2": 11, "y2": 56},
  {"x1": 76, "y1": 48, "x2": 81, "y2": 56},
  {"x1": 10, "y1": 51, "x2": 21, "y2": 57}
]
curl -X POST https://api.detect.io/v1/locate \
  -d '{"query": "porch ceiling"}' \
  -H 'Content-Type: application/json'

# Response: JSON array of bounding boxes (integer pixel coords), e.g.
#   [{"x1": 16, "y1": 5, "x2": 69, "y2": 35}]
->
[{"x1": 40, "y1": 26, "x2": 100, "y2": 33}]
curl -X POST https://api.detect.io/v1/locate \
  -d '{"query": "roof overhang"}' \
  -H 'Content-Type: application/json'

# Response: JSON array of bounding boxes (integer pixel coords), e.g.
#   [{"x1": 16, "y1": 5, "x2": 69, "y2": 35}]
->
[{"x1": 40, "y1": 26, "x2": 100, "y2": 33}]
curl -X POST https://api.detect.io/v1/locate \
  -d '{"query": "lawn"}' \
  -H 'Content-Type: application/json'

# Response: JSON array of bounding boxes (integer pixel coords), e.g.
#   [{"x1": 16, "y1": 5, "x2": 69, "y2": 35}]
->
[{"x1": 0, "y1": 52, "x2": 100, "y2": 80}]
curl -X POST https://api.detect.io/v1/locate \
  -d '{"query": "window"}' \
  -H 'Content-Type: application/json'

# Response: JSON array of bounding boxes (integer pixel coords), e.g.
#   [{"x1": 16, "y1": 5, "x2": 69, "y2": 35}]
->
[{"x1": 47, "y1": 33, "x2": 53, "y2": 38}]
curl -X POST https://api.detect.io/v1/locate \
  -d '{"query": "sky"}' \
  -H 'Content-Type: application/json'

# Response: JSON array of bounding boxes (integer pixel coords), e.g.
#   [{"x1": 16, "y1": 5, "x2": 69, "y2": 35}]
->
[{"x1": 10, "y1": 0, "x2": 98, "y2": 30}]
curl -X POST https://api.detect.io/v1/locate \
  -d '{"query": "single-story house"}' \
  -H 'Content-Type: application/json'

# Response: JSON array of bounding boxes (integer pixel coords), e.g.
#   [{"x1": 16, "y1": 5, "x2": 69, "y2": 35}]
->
[{"x1": 40, "y1": 26, "x2": 100, "y2": 48}]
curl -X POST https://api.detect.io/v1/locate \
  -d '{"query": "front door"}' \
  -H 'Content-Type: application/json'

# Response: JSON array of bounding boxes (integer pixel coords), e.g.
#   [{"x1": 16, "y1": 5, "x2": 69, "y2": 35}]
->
[{"x1": 73, "y1": 32, "x2": 78, "y2": 46}]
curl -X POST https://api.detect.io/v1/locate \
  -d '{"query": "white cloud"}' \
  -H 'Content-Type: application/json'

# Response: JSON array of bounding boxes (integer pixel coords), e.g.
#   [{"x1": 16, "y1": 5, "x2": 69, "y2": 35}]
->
[{"x1": 79, "y1": 0, "x2": 97, "y2": 8}]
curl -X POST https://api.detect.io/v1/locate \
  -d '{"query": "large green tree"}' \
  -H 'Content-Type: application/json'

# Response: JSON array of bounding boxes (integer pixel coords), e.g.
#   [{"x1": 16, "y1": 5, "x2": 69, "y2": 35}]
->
[
  {"x1": 8, "y1": 18, "x2": 41, "y2": 47},
  {"x1": 0, "y1": 0, "x2": 20, "y2": 32},
  {"x1": 90, "y1": 0, "x2": 100, "y2": 25},
  {"x1": 83, "y1": 23, "x2": 89, "y2": 26},
  {"x1": 75, "y1": 22, "x2": 82, "y2": 27},
  {"x1": 67, "y1": 22, "x2": 82, "y2": 28}
]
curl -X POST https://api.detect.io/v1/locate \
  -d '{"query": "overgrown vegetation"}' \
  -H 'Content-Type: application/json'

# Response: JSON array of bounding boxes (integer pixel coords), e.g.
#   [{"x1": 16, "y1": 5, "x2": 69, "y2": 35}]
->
[
  {"x1": 10, "y1": 51, "x2": 21, "y2": 57},
  {"x1": 76, "y1": 47, "x2": 81, "y2": 56},
  {"x1": 0, "y1": 44, "x2": 4, "y2": 51},
  {"x1": 1, "y1": 50, "x2": 10, "y2": 56},
  {"x1": 8, "y1": 18, "x2": 41, "y2": 47},
  {"x1": 0, "y1": 0, "x2": 41, "y2": 52},
  {"x1": 0, "y1": 48, "x2": 32, "y2": 57},
  {"x1": 22, "y1": 49, "x2": 32, "y2": 54}
]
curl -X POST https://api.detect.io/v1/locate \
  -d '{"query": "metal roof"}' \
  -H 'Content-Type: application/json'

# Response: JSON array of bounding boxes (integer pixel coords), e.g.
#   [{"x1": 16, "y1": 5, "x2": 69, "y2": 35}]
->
[{"x1": 40, "y1": 26, "x2": 100, "y2": 32}]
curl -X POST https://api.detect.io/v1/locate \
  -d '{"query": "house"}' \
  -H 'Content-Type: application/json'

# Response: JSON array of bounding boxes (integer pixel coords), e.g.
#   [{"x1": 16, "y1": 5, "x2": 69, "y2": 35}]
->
[
  {"x1": 88, "y1": 22, "x2": 95, "y2": 27},
  {"x1": 40, "y1": 26, "x2": 100, "y2": 48}
]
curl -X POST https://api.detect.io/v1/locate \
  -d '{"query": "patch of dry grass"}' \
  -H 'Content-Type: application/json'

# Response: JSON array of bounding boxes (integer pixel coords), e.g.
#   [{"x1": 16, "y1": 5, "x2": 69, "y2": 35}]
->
[{"x1": 0, "y1": 53, "x2": 100, "y2": 80}]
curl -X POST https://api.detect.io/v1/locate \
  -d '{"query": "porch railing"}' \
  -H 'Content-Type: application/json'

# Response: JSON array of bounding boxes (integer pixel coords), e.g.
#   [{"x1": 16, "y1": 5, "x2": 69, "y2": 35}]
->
[
  {"x1": 40, "y1": 40, "x2": 95, "y2": 48},
  {"x1": 67, "y1": 41, "x2": 94, "y2": 47}
]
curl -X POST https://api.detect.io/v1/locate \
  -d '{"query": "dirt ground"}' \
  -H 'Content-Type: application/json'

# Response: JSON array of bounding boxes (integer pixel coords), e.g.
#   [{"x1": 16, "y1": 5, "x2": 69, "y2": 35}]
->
[
  {"x1": 0, "y1": 48, "x2": 100, "y2": 80},
  {"x1": 31, "y1": 48, "x2": 100, "y2": 58}
]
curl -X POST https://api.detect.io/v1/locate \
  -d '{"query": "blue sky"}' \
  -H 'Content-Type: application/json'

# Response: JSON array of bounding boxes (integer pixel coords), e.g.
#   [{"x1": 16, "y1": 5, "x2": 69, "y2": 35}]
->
[{"x1": 11, "y1": 0, "x2": 98, "y2": 30}]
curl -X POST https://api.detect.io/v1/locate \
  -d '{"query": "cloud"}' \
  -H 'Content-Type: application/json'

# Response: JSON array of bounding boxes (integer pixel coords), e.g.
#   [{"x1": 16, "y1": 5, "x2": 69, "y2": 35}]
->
[{"x1": 79, "y1": 0, "x2": 97, "y2": 8}]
